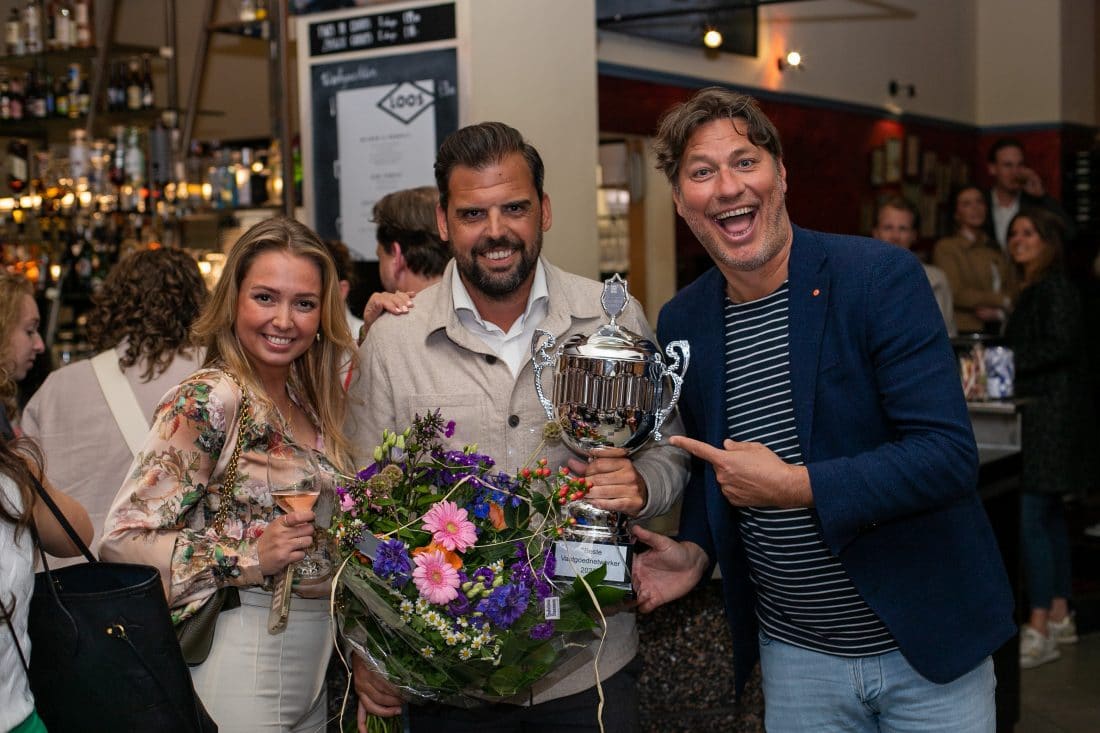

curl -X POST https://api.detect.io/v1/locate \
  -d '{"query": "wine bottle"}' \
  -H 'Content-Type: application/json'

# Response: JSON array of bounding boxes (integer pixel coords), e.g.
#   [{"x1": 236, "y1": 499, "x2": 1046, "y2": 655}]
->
[
  {"x1": 5, "y1": 8, "x2": 23, "y2": 56},
  {"x1": 73, "y1": 0, "x2": 92, "y2": 48},
  {"x1": 140, "y1": 54, "x2": 154, "y2": 109},
  {"x1": 8, "y1": 138, "x2": 29, "y2": 195},
  {"x1": 125, "y1": 58, "x2": 141, "y2": 111}
]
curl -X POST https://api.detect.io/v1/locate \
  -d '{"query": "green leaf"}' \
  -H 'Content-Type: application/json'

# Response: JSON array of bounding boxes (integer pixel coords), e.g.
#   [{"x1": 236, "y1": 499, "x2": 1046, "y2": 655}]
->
[{"x1": 487, "y1": 665, "x2": 525, "y2": 696}]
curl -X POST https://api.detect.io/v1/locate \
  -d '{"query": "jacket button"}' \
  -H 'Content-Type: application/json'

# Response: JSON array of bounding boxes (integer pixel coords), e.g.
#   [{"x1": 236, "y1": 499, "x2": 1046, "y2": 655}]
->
[
  {"x1": 485, "y1": 355, "x2": 497, "y2": 365},
  {"x1": 508, "y1": 414, "x2": 520, "y2": 428}
]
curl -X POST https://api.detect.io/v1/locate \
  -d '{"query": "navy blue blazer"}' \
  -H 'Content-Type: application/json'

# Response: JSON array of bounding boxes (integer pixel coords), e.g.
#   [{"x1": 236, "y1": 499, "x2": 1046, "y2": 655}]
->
[{"x1": 657, "y1": 225, "x2": 1015, "y2": 695}]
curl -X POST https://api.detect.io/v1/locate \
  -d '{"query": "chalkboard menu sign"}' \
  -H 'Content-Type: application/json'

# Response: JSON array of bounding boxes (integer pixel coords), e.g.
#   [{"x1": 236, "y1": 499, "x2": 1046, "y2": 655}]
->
[
  {"x1": 308, "y1": 3, "x2": 455, "y2": 57},
  {"x1": 307, "y1": 48, "x2": 458, "y2": 252}
]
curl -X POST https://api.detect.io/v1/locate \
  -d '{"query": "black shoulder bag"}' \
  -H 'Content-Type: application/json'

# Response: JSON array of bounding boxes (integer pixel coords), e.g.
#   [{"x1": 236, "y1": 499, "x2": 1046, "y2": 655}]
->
[{"x1": 24, "y1": 476, "x2": 217, "y2": 732}]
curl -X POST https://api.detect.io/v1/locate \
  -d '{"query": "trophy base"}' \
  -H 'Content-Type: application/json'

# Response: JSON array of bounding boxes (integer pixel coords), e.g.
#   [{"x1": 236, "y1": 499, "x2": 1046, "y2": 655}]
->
[{"x1": 552, "y1": 536, "x2": 634, "y2": 595}]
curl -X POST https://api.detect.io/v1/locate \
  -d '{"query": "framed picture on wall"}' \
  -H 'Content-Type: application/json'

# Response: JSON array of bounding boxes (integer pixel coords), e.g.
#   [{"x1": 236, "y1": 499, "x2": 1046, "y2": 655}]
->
[
  {"x1": 905, "y1": 135, "x2": 920, "y2": 179},
  {"x1": 885, "y1": 138, "x2": 902, "y2": 183},
  {"x1": 871, "y1": 147, "x2": 885, "y2": 186},
  {"x1": 922, "y1": 151, "x2": 938, "y2": 186}
]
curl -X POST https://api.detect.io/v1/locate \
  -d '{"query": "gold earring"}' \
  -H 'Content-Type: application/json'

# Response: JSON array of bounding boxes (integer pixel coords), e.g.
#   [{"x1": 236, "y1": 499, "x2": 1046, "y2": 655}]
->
[{"x1": 315, "y1": 331, "x2": 322, "y2": 342}]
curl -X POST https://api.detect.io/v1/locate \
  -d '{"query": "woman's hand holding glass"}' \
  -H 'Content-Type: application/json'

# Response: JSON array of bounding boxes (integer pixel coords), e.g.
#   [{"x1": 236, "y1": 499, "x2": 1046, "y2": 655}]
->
[{"x1": 262, "y1": 446, "x2": 326, "y2": 579}]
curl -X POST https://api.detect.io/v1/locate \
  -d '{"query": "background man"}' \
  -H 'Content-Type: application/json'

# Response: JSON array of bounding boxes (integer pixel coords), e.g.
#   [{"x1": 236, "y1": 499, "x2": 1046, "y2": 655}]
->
[
  {"x1": 871, "y1": 195, "x2": 956, "y2": 336},
  {"x1": 632, "y1": 87, "x2": 1014, "y2": 732},
  {"x1": 983, "y1": 137, "x2": 1074, "y2": 251},
  {"x1": 346, "y1": 121, "x2": 688, "y2": 733}
]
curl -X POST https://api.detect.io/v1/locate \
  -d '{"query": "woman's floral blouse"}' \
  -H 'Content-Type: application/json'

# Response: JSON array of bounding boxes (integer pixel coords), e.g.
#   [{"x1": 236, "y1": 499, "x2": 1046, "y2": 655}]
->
[{"x1": 100, "y1": 368, "x2": 329, "y2": 624}]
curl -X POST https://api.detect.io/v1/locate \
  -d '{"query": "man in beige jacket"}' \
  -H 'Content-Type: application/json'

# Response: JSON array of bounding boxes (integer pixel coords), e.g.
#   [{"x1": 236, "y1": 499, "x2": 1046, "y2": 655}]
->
[{"x1": 345, "y1": 121, "x2": 689, "y2": 732}]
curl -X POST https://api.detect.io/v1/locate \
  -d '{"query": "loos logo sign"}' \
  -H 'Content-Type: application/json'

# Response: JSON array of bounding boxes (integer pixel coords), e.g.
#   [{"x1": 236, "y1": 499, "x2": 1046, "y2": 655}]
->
[{"x1": 377, "y1": 81, "x2": 435, "y2": 125}]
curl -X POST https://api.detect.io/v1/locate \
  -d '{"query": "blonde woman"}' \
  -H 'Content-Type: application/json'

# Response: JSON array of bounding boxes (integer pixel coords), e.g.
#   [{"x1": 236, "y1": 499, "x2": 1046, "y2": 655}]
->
[
  {"x1": 0, "y1": 272, "x2": 45, "y2": 439},
  {"x1": 101, "y1": 217, "x2": 356, "y2": 732}
]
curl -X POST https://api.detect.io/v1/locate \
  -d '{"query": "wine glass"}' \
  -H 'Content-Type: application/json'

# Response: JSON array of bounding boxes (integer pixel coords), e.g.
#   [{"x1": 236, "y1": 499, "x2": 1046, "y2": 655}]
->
[{"x1": 267, "y1": 445, "x2": 330, "y2": 579}]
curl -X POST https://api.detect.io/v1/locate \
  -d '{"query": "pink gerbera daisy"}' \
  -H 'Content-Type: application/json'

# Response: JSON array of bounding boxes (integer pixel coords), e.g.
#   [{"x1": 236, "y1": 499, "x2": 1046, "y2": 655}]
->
[
  {"x1": 421, "y1": 500, "x2": 478, "y2": 552},
  {"x1": 412, "y1": 549, "x2": 460, "y2": 604}
]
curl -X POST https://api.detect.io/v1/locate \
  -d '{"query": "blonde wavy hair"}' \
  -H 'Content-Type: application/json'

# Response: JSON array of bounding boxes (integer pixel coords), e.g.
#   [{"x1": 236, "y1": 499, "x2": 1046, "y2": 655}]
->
[
  {"x1": 190, "y1": 217, "x2": 357, "y2": 471},
  {"x1": 0, "y1": 271, "x2": 34, "y2": 422}
]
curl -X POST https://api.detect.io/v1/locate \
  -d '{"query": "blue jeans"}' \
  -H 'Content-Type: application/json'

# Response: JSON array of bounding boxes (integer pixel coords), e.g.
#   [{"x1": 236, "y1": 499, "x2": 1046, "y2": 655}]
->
[
  {"x1": 1020, "y1": 492, "x2": 1073, "y2": 609},
  {"x1": 758, "y1": 631, "x2": 996, "y2": 732}
]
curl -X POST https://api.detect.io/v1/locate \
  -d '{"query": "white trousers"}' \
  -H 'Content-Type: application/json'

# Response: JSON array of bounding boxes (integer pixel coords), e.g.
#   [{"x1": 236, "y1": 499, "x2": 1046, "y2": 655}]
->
[{"x1": 190, "y1": 588, "x2": 333, "y2": 732}]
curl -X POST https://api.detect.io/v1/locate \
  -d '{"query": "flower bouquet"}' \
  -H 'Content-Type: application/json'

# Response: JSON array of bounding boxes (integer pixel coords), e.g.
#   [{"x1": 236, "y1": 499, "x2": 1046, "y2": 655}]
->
[{"x1": 332, "y1": 411, "x2": 629, "y2": 731}]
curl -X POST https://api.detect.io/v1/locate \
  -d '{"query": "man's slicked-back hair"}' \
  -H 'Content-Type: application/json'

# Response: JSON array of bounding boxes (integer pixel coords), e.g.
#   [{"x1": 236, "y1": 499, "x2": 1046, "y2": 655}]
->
[
  {"x1": 653, "y1": 87, "x2": 783, "y2": 187},
  {"x1": 434, "y1": 122, "x2": 544, "y2": 212}
]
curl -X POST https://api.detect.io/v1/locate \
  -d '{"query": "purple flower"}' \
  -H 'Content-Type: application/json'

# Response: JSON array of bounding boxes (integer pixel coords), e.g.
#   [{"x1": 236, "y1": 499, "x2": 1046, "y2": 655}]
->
[
  {"x1": 530, "y1": 621, "x2": 555, "y2": 640},
  {"x1": 477, "y1": 583, "x2": 530, "y2": 629},
  {"x1": 541, "y1": 548, "x2": 556, "y2": 578},
  {"x1": 446, "y1": 594, "x2": 470, "y2": 617},
  {"x1": 357, "y1": 464, "x2": 380, "y2": 481},
  {"x1": 471, "y1": 567, "x2": 495, "y2": 587},
  {"x1": 444, "y1": 420, "x2": 456, "y2": 438},
  {"x1": 373, "y1": 539, "x2": 412, "y2": 587}
]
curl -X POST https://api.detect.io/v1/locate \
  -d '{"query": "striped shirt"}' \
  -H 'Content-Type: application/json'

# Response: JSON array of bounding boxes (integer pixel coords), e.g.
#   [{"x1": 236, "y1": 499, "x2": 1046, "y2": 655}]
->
[{"x1": 724, "y1": 283, "x2": 896, "y2": 657}]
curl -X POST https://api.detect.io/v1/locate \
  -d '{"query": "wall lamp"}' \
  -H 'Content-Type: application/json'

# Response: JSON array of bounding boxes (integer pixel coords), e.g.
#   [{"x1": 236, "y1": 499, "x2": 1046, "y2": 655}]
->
[
  {"x1": 888, "y1": 80, "x2": 916, "y2": 98},
  {"x1": 702, "y1": 26, "x2": 723, "y2": 49},
  {"x1": 777, "y1": 50, "x2": 803, "y2": 71}
]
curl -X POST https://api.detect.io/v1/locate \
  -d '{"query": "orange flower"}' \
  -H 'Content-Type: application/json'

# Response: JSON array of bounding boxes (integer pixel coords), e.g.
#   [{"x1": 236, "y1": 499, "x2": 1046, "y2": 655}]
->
[
  {"x1": 488, "y1": 502, "x2": 507, "y2": 530},
  {"x1": 412, "y1": 542, "x2": 463, "y2": 570}
]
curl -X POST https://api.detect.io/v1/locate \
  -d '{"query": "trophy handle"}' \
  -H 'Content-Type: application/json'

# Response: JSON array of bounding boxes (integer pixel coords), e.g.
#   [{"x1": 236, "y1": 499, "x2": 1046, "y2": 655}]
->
[
  {"x1": 531, "y1": 329, "x2": 557, "y2": 421},
  {"x1": 652, "y1": 340, "x2": 690, "y2": 442}
]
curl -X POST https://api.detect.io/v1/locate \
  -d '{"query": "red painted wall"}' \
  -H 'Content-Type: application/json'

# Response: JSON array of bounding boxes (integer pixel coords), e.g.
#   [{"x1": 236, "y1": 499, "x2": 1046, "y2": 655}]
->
[{"x1": 598, "y1": 74, "x2": 1092, "y2": 285}]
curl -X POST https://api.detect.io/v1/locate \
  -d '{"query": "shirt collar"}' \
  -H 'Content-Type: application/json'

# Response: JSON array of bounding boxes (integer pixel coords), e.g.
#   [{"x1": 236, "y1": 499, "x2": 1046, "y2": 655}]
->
[{"x1": 450, "y1": 258, "x2": 549, "y2": 334}]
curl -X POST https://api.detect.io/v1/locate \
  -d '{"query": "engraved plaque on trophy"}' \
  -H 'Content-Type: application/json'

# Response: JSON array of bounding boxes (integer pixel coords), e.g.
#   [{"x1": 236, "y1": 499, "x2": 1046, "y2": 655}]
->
[{"x1": 531, "y1": 274, "x2": 689, "y2": 591}]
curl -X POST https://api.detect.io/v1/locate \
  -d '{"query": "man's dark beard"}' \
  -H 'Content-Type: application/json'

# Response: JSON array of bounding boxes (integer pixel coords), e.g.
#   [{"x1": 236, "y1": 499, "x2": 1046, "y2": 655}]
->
[{"x1": 458, "y1": 233, "x2": 542, "y2": 300}]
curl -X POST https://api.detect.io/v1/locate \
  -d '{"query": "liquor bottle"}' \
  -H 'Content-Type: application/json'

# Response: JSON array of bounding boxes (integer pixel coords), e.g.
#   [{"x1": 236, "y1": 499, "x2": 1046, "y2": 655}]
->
[
  {"x1": 66, "y1": 62, "x2": 80, "y2": 119},
  {"x1": 54, "y1": 72, "x2": 68, "y2": 117},
  {"x1": 148, "y1": 118, "x2": 169, "y2": 187},
  {"x1": 69, "y1": 128, "x2": 88, "y2": 183},
  {"x1": 0, "y1": 75, "x2": 12, "y2": 120},
  {"x1": 43, "y1": 71, "x2": 55, "y2": 116},
  {"x1": 23, "y1": 0, "x2": 43, "y2": 55},
  {"x1": 233, "y1": 149, "x2": 251, "y2": 207},
  {"x1": 73, "y1": 0, "x2": 91, "y2": 48},
  {"x1": 8, "y1": 138, "x2": 29, "y2": 195},
  {"x1": 76, "y1": 70, "x2": 90, "y2": 115},
  {"x1": 108, "y1": 125, "x2": 125, "y2": 187},
  {"x1": 124, "y1": 126, "x2": 145, "y2": 189},
  {"x1": 25, "y1": 70, "x2": 45, "y2": 119},
  {"x1": 5, "y1": 8, "x2": 23, "y2": 56},
  {"x1": 9, "y1": 75, "x2": 23, "y2": 120},
  {"x1": 140, "y1": 54, "x2": 154, "y2": 109},
  {"x1": 49, "y1": 0, "x2": 73, "y2": 51},
  {"x1": 106, "y1": 60, "x2": 122, "y2": 111},
  {"x1": 125, "y1": 58, "x2": 141, "y2": 111}
]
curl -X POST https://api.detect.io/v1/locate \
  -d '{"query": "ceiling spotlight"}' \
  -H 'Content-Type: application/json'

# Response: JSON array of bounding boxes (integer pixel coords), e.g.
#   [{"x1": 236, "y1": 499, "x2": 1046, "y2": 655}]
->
[
  {"x1": 777, "y1": 50, "x2": 803, "y2": 71},
  {"x1": 702, "y1": 27, "x2": 723, "y2": 49}
]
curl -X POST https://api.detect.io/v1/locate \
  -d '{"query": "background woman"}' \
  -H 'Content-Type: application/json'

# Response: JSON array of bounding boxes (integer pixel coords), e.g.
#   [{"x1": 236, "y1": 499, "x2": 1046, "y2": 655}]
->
[
  {"x1": 1003, "y1": 209, "x2": 1090, "y2": 669},
  {"x1": 101, "y1": 217, "x2": 356, "y2": 732},
  {"x1": 1, "y1": 412, "x2": 91, "y2": 733},
  {"x1": 0, "y1": 273, "x2": 45, "y2": 439},
  {"x1": 22, "y1": 248, "x2": 207, "y2": 561},
  {"x1": 933, "y1": 184, "x2": 1017, "y2": 334}
]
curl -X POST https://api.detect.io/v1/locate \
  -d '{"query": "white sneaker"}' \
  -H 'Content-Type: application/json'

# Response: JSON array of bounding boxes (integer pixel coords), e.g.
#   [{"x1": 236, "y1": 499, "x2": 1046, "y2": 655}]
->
[
  {"x1": 1020, "y1": 626, "x2": 1061, "y2": 669},
  {"x1": 1048, "y1": 614, "x2": 1079, "y2": 644}
]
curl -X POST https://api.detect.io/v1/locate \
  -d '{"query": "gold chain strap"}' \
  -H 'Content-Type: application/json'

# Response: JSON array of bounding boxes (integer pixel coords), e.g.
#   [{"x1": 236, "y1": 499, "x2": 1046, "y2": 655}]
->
[{"x1": 213, "y1": 371, "x2": 249, "y2": 534}]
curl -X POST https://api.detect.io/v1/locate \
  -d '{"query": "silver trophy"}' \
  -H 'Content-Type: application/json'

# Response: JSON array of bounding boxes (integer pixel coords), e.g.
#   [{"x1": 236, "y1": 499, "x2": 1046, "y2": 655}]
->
[{"x1": 531, "y1": 274, "x2": 689, "y2": 590}]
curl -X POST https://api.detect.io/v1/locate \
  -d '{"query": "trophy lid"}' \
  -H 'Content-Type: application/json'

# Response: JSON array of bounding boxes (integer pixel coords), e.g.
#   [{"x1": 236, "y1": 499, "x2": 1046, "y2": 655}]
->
[{"x1": 562, "y1": 275, "x2": 658, "y2": 360}]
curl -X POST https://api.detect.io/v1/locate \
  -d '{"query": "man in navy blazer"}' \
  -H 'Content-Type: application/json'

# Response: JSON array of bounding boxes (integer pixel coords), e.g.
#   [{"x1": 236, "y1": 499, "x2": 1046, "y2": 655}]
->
[{"x1": 632, "y1": 88, "x2": 1015, "y2": 731}]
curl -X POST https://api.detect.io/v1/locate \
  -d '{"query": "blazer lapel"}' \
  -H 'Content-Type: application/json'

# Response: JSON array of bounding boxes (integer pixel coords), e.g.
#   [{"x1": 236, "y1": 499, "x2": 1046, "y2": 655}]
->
[
  {"x1": 687, "y1": 269, "x2": 729, "y2": 449},
  {"x1": 786, "y1": 227, "x2": 829, "y2": 460}
]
